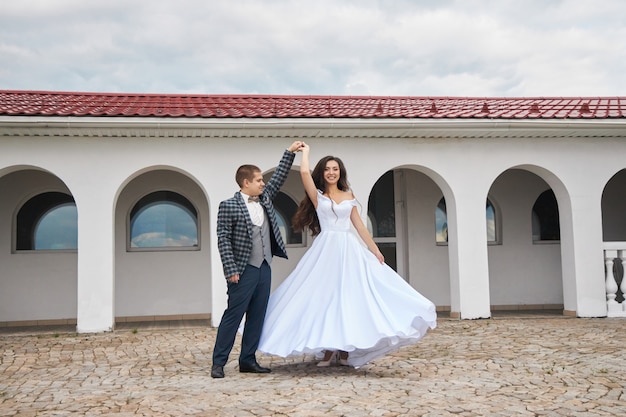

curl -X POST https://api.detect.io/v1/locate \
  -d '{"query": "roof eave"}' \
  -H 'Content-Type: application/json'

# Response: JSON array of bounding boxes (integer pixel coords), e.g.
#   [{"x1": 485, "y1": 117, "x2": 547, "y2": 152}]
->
[{"x1": 0, "y1": 115, "x2": 625, "y2": 139}]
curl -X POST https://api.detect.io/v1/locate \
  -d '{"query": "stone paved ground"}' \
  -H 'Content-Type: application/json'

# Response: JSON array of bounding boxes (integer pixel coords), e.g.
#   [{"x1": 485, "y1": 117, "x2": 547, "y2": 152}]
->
[{"x1": 1, "y1": 317, "x2": 625, "y2": 416}]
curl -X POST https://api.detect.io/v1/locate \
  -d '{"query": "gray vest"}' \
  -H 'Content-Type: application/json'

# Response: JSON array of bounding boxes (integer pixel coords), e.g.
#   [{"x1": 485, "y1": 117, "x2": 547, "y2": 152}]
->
[{"x1": 248, "y1": 211, "x2": 272, "y2": 267}]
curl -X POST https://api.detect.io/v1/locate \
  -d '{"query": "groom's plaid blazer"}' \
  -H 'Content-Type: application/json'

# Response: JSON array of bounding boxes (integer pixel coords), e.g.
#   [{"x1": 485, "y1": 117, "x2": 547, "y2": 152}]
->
[{"x1": 217, "y1": 149, "x2": 296, "y2": 279}]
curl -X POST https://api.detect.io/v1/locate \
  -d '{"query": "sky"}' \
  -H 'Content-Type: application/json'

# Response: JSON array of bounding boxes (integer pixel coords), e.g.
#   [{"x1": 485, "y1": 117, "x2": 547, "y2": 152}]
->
[{"x1": 1, "y1": 0, "x2": 625, "y2": 98}]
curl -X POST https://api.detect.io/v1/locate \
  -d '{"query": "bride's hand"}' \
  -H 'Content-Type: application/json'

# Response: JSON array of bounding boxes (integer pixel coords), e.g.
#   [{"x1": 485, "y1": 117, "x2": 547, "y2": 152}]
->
[{"x1": 373, "y1": 249, "x2": 384, "y2": 264}]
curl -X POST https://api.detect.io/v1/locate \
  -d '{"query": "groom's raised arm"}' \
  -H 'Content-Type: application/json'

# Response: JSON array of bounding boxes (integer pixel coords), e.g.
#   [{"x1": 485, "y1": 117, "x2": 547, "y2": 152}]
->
[{"x1": 262, "y1": 141, "x2": 302, "y2": 200}]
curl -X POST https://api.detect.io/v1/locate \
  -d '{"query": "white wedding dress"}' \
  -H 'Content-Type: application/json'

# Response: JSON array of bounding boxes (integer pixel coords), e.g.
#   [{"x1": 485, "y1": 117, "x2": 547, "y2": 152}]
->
[{"x1": 258, "y1": 190, "x2": 437, "y2": 367}]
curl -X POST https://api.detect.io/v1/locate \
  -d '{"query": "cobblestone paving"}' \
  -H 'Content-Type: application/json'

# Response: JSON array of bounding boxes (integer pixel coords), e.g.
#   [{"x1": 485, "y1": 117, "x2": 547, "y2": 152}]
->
[{"x1": 1, "y1": 317, "x2": 625, "y2": 416}]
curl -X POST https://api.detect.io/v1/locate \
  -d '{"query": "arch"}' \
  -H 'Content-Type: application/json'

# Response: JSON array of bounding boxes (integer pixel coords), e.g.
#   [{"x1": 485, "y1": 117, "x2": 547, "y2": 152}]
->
[
  {"x1": 368, "y1": 164, "x2": 456, "y2": 315},
  {"x1": 601, "y1": 168, "x2": 626, "y2": 242},
  {"x1": 505, "y1": 164, "x2": 572, "y2": 217},
  {"x1": 114, "y1": 164, "x2": 212, "y2": 211},
  {"x1": 113, "y1": 166, "x2": 211, "y2": 322},
  {"x1": 487, "y1": 164, "x2": 571, "y2": 314},
  {"x1": 601, "y1": 168, "x2": 626, "y2": 306},
  {"x1": 0, "y1": 166, "x2": 78, "y2": 324},
  {"x1": 0, "y1": 164, "x2": 57, "y2": 178}
]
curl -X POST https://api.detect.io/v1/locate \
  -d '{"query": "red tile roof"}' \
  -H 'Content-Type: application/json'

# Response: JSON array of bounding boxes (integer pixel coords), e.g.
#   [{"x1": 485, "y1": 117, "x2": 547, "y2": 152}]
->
[{"x1": 0, "y1": 90, "x2": 624, "y2": 119}]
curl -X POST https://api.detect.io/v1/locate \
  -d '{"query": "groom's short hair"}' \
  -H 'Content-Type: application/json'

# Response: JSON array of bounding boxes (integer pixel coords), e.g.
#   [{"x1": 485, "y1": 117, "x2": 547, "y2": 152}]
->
[{"x1": 236, "y1": 164, "x2": 261, "y2": 187}]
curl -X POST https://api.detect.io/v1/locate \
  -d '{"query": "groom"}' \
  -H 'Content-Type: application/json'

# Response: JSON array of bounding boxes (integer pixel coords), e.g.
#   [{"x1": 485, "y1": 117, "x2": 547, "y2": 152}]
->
[{"x1": 211, "y1": 141, "x2": 303, "y2": 378}]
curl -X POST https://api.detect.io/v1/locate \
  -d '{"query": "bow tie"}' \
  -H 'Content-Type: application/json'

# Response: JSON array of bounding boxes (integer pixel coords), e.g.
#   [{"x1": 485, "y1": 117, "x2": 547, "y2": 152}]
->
[{"x1": 248, "y1": 195, "x2": 260, "y2": 203}]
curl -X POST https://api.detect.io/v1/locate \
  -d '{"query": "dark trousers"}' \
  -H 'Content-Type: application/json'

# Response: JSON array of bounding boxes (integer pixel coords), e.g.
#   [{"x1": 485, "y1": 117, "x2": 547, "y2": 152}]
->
[{"x1": 212, "y1": 261, "x2": 271, "y2": 366}]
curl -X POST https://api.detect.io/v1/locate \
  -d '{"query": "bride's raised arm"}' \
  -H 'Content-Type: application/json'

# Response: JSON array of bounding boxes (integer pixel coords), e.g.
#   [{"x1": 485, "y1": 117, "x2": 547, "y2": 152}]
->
[{"x1": 300, "y1": 143, "x2": 318, "y2": 207}]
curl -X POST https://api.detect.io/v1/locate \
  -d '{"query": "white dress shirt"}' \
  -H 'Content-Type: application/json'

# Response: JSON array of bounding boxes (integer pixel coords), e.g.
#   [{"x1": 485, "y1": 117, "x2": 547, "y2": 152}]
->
[{"x1": 241, "y1": 192, "x2": 264, "y2": 227}]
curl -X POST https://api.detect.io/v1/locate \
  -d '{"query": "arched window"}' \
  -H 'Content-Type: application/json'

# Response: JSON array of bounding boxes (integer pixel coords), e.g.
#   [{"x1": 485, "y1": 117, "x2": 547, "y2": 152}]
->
[
  {"x1": 129, "y1": 191, "x2": 198, "y2": 249},
  {"x1": 367, "y1": 170, "x2": 398, "y2": 271},
  {"x1": 436, "y1": 197, "x2": 498, "y2": 244},
  {"x1": 486, "y1": 200, "x2": 496, "y2": 242},
  {"x1": 435, "y1": 198, "x2": 448, "y2": 243},
  {"x1": 16, "y1": 192, "x2": 78, "y2": 250},
  {"x1": 532, "y1": 190, "x2": 560, "y2": 242},
  {"x1": 273, "y1": 191, "x2": 303, "y2": 245},
  {"x1": 368, "y1": 171, "x2": 396, "y2": 238}
]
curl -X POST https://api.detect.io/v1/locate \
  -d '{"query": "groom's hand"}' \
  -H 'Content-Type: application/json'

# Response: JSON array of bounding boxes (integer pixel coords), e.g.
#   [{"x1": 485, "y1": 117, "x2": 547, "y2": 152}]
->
[
  {"x1": 288, "y1": 141, "x2": 304, "y2": 153},
  {"x1": 227, "y1": 274, "x2": 240, "y2": 283}
]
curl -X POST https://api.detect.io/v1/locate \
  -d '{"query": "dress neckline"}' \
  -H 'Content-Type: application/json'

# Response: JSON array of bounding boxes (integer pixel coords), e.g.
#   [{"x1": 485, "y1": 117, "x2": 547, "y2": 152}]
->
[{"x1": 319, "y1": 192, "x2": 355, "y2": 205}]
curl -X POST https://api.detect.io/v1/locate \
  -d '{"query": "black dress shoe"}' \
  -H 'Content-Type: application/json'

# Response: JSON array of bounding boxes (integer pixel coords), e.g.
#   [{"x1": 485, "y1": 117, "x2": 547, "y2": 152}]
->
[
  {"x1": 239, "y1": 362, "x2": 271, "y2": 374},
  {"x1": 211, "y1": 365, "x2": 224, "y2": 378}
]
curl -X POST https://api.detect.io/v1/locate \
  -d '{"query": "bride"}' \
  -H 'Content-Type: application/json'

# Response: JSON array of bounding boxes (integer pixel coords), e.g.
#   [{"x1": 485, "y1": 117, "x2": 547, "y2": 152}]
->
[{"x1": 258, "y1": 143, "x2": 437, "y2": 368}]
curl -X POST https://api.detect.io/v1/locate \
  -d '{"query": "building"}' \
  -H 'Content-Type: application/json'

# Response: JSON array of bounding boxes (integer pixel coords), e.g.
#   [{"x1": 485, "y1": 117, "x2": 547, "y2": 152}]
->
[{"x1": 1, "y1": 91, "x2": 625, "y2": 333}]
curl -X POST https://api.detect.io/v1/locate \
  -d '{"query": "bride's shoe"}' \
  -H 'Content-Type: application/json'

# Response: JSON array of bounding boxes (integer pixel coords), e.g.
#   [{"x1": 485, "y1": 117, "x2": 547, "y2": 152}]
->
[
  {"x1": 317, "y1": 350, "x2": 337, "y2": 367},
  {"x1": 338, "y1": 350, "x2": 349, "y2": 366}
]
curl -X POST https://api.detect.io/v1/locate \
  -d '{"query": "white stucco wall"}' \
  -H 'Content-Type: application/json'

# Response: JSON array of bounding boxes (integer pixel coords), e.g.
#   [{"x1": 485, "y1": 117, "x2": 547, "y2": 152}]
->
[{"x1": 1, "y1": 118, "x2": 626, "y2": 329}]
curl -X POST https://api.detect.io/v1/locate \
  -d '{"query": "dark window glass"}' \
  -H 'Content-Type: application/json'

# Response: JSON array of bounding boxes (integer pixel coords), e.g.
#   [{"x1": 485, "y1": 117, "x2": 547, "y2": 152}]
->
[
  {"x1": 436, "y1": 197, "x2": 497, "y2": 243},
  {"x1": 274, "y1": 192, "x2": 303, "y2": 245},
  {"x1": 532, "y1": 190, "x2": 560, "y2": 241},
  {"x1": 130, "y1": 191, "x2": 198, "y2": 248},
  {"x1": 16, "y1": 192, "x2": 77, "y2": 250},
  {"x1": 486, "y1": 200, "x2": 496, "y2": 242},
  {"x1": 368, "y1": 171, "x2": 395, "y2": 238},
  {"x1": 378, "y1": 242, "x2": 397, "y2": 271},
  {"x1": 436, "y1": 198, "x2": 448, "y2": 243}
]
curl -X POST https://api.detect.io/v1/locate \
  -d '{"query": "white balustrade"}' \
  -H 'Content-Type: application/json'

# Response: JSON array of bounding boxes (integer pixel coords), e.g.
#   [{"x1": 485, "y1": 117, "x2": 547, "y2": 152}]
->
[{"x1": 603, "y1": 243, "x2": 626, "y2": 317}]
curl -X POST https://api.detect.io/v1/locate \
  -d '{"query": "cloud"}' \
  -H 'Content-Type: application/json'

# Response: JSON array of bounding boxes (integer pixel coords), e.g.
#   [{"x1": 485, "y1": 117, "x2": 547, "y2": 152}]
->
[{"x1": 1, "y1": 0, "x2": 624, "y2": 96}]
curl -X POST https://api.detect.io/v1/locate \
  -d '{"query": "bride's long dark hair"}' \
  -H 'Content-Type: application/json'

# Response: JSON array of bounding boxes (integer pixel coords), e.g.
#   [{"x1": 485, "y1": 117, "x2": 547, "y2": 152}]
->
[{"x1": 292, "y1": 155, "x2": 350, "y2": 236}]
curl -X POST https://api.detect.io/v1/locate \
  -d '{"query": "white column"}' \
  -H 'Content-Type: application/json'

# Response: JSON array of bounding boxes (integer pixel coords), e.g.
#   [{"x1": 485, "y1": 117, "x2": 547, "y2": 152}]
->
[
  {"x1": 447, "y1": 191, "x2": 491, "y2": 319},
  {"x1": 561, "y1": 194, "x2": 607, "y2": 317},
  {"x1": 75, "y1": 190, "x2": 116, "y2": 333}
]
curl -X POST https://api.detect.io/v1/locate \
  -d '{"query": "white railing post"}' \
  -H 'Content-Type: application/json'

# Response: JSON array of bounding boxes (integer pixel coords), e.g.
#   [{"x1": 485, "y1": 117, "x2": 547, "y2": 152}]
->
[
  {"x1": 605, "y1": 249, "x2": 619, "y2": 312},
  {"x1": 620, "y1": 250, "x2": 626, "y2": 312},
  {"x1": 603, "y1": 243, "x2": 626, "y2": 317}
]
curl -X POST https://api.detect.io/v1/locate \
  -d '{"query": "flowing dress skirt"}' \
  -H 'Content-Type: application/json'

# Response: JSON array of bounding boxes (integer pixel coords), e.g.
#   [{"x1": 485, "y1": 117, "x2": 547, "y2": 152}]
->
[{"x1": 258, "y1": 219, "x2": 437, "y2": 368}]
